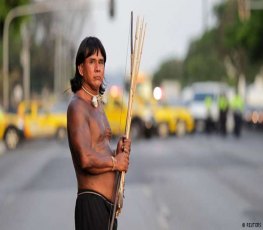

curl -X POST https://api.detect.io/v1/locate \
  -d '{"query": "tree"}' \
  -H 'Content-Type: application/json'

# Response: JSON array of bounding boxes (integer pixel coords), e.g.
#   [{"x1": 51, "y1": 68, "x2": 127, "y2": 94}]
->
[
  {"x1": 216, "y1": 0, "x2": 263, "y2": 85},
  {"x1": 183, "y1": 29, "x2": 226, "y2": 86},
  {"x1": 1, "y1": 0, "x2": 89, "y2": 105},
  {"x1": 152, "y1": 58, "x2": 183, "y2": 87},
  {"x1": 154, "y1": 0, "x2": 263, "y2": 90},
  {"x1": 0, "y1": 0, "x2": 30, "y2": 37},
  {"x1": 0, "y1": 0, "x2": 30, "y2": 104},
  {"x1": 0, "y1": 0, "x2": 30, "y2": 65},
  {"x1": 183, "y1": 0, "x2": 263, "y2": 88}
]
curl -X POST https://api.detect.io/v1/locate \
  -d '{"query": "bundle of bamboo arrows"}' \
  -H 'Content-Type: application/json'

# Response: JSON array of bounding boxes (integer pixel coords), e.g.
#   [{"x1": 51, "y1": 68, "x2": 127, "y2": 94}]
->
[{"x1": 111, "y1": 12, "x2": 147, "y2": 222}]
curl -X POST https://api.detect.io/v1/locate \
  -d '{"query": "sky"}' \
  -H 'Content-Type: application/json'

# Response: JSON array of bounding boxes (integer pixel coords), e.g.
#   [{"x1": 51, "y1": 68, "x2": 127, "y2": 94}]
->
[{"x1": 80, "y1": 0, "x2": 222, "y2": 77}]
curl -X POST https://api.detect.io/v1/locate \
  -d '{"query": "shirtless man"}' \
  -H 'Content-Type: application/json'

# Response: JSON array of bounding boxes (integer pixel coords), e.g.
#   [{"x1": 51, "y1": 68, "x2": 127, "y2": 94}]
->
[{"x1": 67, "y1": 37, "x2": 131, "y2": 230}]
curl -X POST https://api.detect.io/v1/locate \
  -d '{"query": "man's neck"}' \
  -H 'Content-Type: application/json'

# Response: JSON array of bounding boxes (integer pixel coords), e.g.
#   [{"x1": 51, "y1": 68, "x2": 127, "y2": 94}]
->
[
  {"x1": 80, "y1": 85, "x2": 101, "y2": 108},
  {"x1": 82, "y1": 82, "x2": 99, "y2": 96}
]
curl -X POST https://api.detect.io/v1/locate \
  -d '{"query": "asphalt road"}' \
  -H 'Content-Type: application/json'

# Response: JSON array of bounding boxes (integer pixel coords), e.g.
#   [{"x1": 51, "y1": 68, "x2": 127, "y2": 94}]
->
[{"x1": 0, "y1": 129, "x2": 262, "y2": 230}]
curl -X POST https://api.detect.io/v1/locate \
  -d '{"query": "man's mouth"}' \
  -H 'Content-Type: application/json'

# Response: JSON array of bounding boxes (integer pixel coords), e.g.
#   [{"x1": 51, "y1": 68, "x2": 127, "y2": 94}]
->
[{"x1": 94, "y1": 76, "x2": 102, "y2": 81}]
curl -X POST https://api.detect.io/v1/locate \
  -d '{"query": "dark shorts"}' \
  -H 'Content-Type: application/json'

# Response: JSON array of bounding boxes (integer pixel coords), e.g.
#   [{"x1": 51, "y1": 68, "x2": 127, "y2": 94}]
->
[{"x1": 75, "y1": 189, "x2": 117, "y2": 230}]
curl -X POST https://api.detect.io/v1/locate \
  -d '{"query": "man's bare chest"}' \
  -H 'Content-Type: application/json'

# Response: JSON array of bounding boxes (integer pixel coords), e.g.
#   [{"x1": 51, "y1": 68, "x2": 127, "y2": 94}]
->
[{"x1": 88, "y1": 107, "x2": 111, "y2": 142}]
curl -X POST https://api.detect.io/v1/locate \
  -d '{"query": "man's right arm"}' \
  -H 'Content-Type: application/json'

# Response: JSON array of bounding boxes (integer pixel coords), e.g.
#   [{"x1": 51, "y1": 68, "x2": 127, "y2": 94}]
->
[{"x1": 67, "y1": 101, "x2": 129, "y2": 174}]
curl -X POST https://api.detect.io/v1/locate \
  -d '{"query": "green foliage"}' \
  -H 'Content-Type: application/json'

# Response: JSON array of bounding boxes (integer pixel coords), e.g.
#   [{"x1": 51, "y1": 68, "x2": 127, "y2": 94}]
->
[
  {"x1": 222, "y1": 3, "x2": 263, "y2": 83},
  {"x1": 183, "y1": 29, "x2": 226, "y2": 85},
  {"x1": 0, "y1": 0, "x2": 30, "y2": 37},
  {"x1": 152, "y1": 58, "x2": 183, "y2": 87},
  {"x1": 153, "y1": 1, "x2": 263, "y2": 88},
  {"x1": 241, "y1": 12, "x2": 263, "y2": 61},
  {"x1": 222, "y1": 3, "x2": 263, "y2": 61},
  {"x1": 0, "y1": 0, "x2": 30, "y2": 103}
]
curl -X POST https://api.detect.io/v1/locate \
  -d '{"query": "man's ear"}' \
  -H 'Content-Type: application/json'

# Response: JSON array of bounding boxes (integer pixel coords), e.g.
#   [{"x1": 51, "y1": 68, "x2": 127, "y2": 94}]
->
[{"x1": 78, "y1": 64, "x2": 84, "y2": 76}]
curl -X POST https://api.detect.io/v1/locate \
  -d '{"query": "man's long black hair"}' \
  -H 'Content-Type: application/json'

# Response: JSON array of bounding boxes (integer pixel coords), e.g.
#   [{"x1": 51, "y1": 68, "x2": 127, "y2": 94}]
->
[{"x1": 70, "y1": 36, "x2": 107, "y2": 94}]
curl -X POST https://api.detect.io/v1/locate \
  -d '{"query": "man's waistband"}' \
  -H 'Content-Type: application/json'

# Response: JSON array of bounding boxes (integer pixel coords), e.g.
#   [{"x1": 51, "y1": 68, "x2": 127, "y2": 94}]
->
[{"x1": 77, "y1": 189, "x2": 114, "y2": 206}]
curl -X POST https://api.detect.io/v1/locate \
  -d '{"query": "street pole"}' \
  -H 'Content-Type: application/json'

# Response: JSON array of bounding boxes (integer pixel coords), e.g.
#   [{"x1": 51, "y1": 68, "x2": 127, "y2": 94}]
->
[
  {"x1": 2, "y1": 1, "x2": 90, "y2": 109},
  {"x1": 21, "y1": 24, "x2": 30, "y2": 102}
]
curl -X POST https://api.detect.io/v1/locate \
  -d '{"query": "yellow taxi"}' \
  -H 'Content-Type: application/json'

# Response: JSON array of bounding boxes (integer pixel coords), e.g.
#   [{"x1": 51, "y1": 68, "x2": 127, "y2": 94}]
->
[
  {"x1": 0, "y1": 106, "x2": 24, "y2": 150},
  {"x1": 104, "y1": 86, "x2": 156, "y2": 139},
  {"x1": 153, "y1": 102, "x2": 194, "y2": 138},
  {"x1": 17, "y1": 100, "x2": 67, "y2": 140}
]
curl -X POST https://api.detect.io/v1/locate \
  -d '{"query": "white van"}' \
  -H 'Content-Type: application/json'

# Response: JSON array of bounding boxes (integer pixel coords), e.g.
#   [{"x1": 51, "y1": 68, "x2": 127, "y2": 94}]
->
[{"x1": 188, "y1": 82, "x2": 231, "y2": 132}]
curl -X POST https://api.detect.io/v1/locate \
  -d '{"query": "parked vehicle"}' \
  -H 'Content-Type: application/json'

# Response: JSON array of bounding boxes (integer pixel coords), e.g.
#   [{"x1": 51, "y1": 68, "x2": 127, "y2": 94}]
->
[
  {"x1": 153, "y1": 103, "x2": 194, "y2": 138},
  {"x1": 17, "y1": 101, "x2": 67, "y2": 140},
  {"x1": 187, "y1": 82, "x2": 232, "y2": 132},
  {"x1": 0, "y1": 100, "x2": 67, "y2": 151},
  {"x1": 0, "y1": 106, "x2": 24, "y2": 150},
  {"x1": 104, "y1": 91, "x2": 156, "y2": 139}
]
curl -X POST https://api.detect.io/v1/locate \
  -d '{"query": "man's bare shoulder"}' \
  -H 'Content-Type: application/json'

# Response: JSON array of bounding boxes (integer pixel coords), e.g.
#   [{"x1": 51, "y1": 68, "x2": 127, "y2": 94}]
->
[
  {"x1": 67, "y1": 95, "x2": 90, "y2": 122},
  {"x1": 68, "y1": 95, "x2": 86, "y2": 113}
]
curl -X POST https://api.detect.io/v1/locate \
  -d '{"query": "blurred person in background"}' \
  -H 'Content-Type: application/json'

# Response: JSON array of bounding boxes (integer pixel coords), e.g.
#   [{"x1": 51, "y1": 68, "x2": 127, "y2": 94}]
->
[
  {"x1": 218, "y1": 93, "x2": 229, "y2": 137},
  {"x1": 231, "y1": 92, "x2": 244, "y2": 138},
  {"x1": 67, "y1": 36, "x2": 131, "y2": 230},
  {"x1": 205, "y1": 95, "x2": 213, "y2": 134}
]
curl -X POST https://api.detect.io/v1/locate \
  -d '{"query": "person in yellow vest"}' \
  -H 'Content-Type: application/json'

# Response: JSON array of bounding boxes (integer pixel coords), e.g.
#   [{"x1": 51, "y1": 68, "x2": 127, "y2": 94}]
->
[
  {"x1": 205, "y1": 95, "x2": 213, "y2": 134},
  {"x1": 218, "y1": 93, "x2": 229, "y2": 136},
  {"x1": 231, "y1": 92, "x2": 244, "y2": 138}
]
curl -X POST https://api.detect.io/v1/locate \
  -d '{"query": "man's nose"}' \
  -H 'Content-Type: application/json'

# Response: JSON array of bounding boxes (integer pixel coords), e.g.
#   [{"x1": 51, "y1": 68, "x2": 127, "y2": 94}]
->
[{"x1": 94, "y1": 62, "x2": 100, "y2": 71}]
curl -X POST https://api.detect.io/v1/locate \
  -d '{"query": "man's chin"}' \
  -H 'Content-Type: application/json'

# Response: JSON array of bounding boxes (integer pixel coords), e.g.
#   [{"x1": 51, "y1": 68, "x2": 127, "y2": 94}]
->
[
  {"x1": 90, "y1": 83, "x2": 102, "y2": 92},
  {"x1": 95, "y1": 81, "x2": 103, "y2": 87}
]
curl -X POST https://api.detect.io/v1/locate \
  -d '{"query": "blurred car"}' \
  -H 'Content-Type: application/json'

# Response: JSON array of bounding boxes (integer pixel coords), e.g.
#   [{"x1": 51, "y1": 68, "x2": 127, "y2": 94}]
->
[
  {"x1": 0, "y1": 106, "x2": 24, "y2": 150},
  {"x1": 153, "y1": 103, "x2": 194, "y2": 138},
  {"x1": 17, "y1": 100, "x2": 67, "y2": 140},
  {"x1": 188, "y1": 82, "x2": 232, "y2": 132},
  {"x1": 0, "y1": 100, "x2": 67, "y2": 150},
  {"x1": 104, "y1": 90, "x2": 156, "y2": 139}
]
